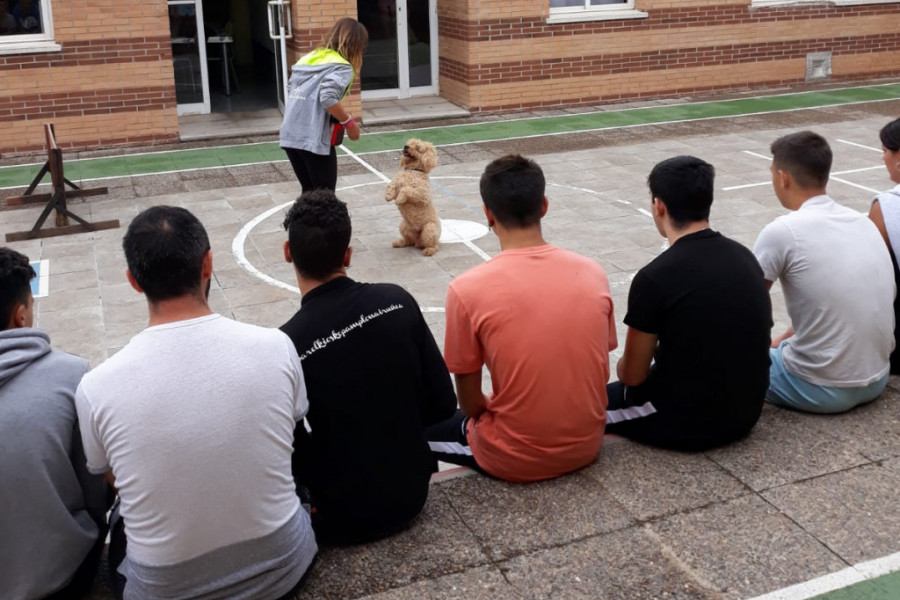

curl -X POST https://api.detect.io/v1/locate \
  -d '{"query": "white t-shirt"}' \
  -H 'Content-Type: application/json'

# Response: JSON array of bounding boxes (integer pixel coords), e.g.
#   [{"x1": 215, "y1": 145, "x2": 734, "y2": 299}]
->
[
  {"x1": 753, "y1": 195, "x2": 895, "y2": 387},
  {"x1": 75, "y1": 314, "x2": 308, "y2": 567}
]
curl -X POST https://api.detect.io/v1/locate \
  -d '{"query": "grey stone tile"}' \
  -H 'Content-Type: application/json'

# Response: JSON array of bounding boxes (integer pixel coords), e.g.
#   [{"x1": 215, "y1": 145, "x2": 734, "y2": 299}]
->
[
  {"x1": 819, "y1": 388, "x2": 900, "y2": 461},
  {"x1": 49, "y1": 270, "x2": 100, "y2": 292},
  {"x1": 351, "y1": 567, "x2": 521, "y2": 600},
  {"x1": 213, "y1": 267, "x2": 260, "y2": 290},
  {"x1": 37, "y1": 286, "x2": 101, "y2": 314},
  {"x1": 651, "y1": 494, "x2": 845, "y2": 598},
  {"x1": 231, "y1": 299, "x2": 298, "y2": 328},
  {"x1": 221, "y1": 283, "x2": 295, "y2": 309},
  {"x1": 441, "y1": 470, "x2": 633, "y2": 561},
  {"x1": 705, "y1": 405, "x2": 870, "y2": 491},
  {"x1": 501, "y1": 527, "x2": 720, "y2": 600},
  {"x1": 584, "y1": 438, "x2": 749, "y2": 521},
  {"x1": 762, "y1": 462, "x2": 900, "y2": 564},
  {"x1": 294, "y1": 492, "x2": 488, "y2": 600},
  {"x1": 44, "y1": 253, "x2": 98, "y2": 275}
]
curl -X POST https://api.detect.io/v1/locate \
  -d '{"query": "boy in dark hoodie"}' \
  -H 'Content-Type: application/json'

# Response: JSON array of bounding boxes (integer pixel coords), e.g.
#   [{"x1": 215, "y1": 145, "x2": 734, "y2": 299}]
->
[{"x1": 0, "y1": 247, "x2": 110, "y2": 600}]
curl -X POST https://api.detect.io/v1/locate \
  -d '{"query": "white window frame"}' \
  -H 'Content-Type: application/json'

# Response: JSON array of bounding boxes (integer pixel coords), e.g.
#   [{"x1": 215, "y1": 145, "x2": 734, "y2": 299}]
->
[
  {"x1": 548, "y1": 0, "x2": 648, "y2": 24},
  {"x1": 0, "y1": 0, "x2": 60, "y2": 55}
]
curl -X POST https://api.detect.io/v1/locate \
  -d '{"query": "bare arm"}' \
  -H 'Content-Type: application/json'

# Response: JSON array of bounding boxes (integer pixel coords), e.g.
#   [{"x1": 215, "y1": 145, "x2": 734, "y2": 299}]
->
[
  {"x1": 762, "y1": 278, "x2": 793, "y2": 347},
  {"x1": 869, "y1": 199, "x2": 891, "y2": 246},
  {"x1": 454, "y1": 371, "x2": 489, "y2": 419},
  {"x1": 616, "y1": 327, "x2": 658, "y2": 387},
  {"x1": 325, "y1": 103, "x2": 361, "y2": 141}
]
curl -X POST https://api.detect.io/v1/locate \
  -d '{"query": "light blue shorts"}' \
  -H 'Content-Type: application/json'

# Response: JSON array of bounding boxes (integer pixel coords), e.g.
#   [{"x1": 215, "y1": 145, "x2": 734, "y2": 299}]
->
[{"x1": 767, "y1": 343, "x2": 889, "y2": 414}]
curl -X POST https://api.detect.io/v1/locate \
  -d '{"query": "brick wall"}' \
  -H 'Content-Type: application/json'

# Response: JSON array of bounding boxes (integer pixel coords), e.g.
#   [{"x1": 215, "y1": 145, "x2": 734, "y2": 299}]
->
[
  {"x1": 438, "y1": 0, "x2": 900, "y2": 112},
  {"x1": 0, "y1": 0, "x2": 178, "y2": 156}
]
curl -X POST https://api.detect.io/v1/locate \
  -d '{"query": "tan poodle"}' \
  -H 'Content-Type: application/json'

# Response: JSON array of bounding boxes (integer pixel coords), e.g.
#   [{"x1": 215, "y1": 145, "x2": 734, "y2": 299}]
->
[{"x1": 385, "y1": 139, "x2": 441, "y2": 256}]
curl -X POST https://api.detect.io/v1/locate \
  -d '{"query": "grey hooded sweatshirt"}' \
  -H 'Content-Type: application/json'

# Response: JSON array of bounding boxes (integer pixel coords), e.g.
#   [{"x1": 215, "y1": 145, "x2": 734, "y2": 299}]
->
[
  {"x1": 279, "y1": 58, "x2": 353, "y2": 156},
  {"x1": 0, "y1": 328, "x2": 108, "y2": 600}
]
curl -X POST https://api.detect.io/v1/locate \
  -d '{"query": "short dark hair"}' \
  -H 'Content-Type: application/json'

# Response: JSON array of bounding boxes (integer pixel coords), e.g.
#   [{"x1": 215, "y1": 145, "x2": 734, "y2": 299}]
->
[
  {"x1": 648, "y1": 156, "x2": 715, "y2": 228},
  {"x1": 479, "y1": 155, "x2": 545, "y2": 228},
  {"x1": 283, "y1": 189, "x2": 352, "y2": 280},
  {"x1": 122, "y1": 206, "x2": 210, "y2": 302},
  {"x1": 880, "y1": 118, "x2": 900, "y2": 153},
  {"x1": 0, "y1": 248, "x2": 35, "y2": 330},
  {"x1": 770, "y1": 131, "x2": 832, "y2": 189}
]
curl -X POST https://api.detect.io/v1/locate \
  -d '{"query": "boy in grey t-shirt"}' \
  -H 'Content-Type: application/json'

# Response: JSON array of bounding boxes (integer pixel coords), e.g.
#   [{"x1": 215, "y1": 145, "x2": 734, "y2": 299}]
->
[{"x1": 754, "y1": 131, "x2": 894, "y2": 413}]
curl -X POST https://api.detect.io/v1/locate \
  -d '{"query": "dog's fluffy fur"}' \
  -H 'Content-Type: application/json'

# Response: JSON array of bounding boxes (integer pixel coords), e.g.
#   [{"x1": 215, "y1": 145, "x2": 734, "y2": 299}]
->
[{"x1": 385, "y1": 139, "x2": 441, "y2": 256}]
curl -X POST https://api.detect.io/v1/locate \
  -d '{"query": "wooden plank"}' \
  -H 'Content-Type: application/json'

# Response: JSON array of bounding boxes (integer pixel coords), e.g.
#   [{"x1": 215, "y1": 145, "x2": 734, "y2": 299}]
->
[
  {"x1": 6, "y1": 188, "x2": 109, "y2": 207},
  {"x1": 5, "y1": 219, "x2": 119, "y2": 242}
]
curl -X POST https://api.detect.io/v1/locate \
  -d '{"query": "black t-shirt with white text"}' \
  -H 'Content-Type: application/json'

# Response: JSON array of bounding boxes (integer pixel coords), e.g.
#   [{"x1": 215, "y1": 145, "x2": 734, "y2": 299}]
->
[{"x1": 280, "y1": 277, "x2": 456, "y2": 541}]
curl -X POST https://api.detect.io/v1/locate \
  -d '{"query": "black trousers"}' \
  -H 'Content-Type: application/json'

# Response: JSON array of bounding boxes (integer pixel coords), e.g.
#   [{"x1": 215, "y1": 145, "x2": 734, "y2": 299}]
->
[
  {"x1": 605, "y1": 381, "x2": 755, "y2": 451},
  {"x1": 424, "y1": 410, "x2": 484, "y2": 472},
  {"x1": 284, "y1": 147, "x2": 338, "y2": 193}
]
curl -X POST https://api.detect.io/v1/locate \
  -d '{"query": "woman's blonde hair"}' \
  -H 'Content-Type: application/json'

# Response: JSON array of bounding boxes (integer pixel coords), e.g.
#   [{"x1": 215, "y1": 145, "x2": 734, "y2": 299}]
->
[{"x1": 322, "y1": 18, "x2": 368, "y2": 74}]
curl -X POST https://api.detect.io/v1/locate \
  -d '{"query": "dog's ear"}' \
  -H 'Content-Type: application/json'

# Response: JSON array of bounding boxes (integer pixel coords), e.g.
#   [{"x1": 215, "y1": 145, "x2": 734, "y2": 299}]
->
[{"x1": 422, "y1": 143, "x2": 437, "y2": 172}]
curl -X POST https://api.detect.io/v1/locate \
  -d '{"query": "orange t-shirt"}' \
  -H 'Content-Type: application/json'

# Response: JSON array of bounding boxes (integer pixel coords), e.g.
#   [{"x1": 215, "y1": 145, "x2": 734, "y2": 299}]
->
[{"x1": 444, "y1": 245, "x2": 617, "y2": 482}]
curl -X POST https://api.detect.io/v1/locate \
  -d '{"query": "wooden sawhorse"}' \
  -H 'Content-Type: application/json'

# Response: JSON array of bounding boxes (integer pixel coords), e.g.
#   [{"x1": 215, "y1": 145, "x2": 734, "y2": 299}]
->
[{"x1": 5, "y1": 124, "x2": 119, "y2": 242}]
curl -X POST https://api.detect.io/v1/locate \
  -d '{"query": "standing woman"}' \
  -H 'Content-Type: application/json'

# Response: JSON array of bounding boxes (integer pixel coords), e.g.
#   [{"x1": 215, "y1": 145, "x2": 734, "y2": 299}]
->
[
  {"x1": 280, "y1": 18, "x2": 367, "y2": 192},
  {"x1": 868, "y1": 117, "x2": 900, "y2": 374}
]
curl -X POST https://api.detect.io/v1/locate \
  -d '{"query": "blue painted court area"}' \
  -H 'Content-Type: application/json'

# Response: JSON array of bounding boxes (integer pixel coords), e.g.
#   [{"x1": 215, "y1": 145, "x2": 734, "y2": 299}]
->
[{"x1": 30, "y1": 260, "x2": 48, "y2": 298}]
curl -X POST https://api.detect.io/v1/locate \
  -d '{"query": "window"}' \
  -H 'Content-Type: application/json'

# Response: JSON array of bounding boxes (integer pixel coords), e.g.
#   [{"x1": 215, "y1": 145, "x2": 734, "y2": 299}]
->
[
  {"x1": 0, "y1": 0, "x2": 58, "y2": 54},
  {"x1": 548, "y1": 0, "x2": 647, "y2": 23},
  {"x1": 550, "y1": 0, "x2": 632, "y2": 11}
]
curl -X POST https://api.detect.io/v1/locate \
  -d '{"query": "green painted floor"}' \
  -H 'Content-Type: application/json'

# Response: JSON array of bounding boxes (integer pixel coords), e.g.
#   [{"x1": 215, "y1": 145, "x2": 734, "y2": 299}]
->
[
  {"x1": 809, "y1": 570, "x2": 900, "y2": 600},
  {"x1": 2, "y1": 83, "x2": 899, "y2": 190}
]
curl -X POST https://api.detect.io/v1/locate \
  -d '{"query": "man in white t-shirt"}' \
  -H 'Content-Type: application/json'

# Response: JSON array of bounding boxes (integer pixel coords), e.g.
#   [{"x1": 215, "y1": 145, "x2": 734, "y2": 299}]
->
[
  {"x1": 75, "y1": 206, "x2": 317, "y2": 600},
  {"x1": 753, "y1": 131, "x2": 895, "y2": 413}
]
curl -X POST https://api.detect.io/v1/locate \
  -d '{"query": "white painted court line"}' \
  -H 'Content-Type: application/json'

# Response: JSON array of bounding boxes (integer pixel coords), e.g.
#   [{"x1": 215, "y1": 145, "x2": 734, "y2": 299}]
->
[
  {"x1": 837, "y1": 139, "x2": 882, "y2": 153},
  {"x1": 338, "y1": 143, "x2": 391, "y2": 183},
  {"x1": 232, "y1": 177, "x2": 656, "y2": 311},
  {"x1": 725, "y1": 150, "x2": 883, "y2": 195},
  {"x1": 746, "y1": 551, "x2": 900, "y2": 600},
  {"x1": 5, "y1": 86, "x2": 899, "y2": 192}
]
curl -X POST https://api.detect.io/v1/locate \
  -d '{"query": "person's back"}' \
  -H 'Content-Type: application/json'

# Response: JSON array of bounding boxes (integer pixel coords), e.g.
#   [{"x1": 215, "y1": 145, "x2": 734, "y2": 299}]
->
[
  {"x1": 428, "y1": 155, "x2": 616, "y2": 483},
  {"x1": 760, "y1": 199, "x2": 893, "y2": 384},
  {"x1": 606, "y1": 157, "x2": 771, "y2": 450},
  {"x1": 0, "y1": 249, "x2": 109, "y2": 600},
  {"x1": 279, "y1": 191, "x2": 456, "y2": 543},
  {"x1": 75, "y1": 207, "x2": 316, "y2": 599},
  {"x1": 446, "y1": 245, "x2": 614, "y2": 479},
  {"x1": 754, "y1": 131, "x2": 894, "y2": 414},
  {"x1": 283, "y1": 282, "x2": 456, "y2": 541}
]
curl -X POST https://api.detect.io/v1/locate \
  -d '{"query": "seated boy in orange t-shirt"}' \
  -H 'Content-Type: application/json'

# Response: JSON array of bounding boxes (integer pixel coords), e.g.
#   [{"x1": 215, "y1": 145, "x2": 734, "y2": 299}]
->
[{"x1": 425, "y1": 155, "x2": 617, "y2": 482}]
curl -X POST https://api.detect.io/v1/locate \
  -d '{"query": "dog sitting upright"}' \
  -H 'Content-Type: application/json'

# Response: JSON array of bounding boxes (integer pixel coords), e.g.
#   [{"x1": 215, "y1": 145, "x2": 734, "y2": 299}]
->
[{"x1": 385, "y1": 139, "x2": 441, "y2": 256}]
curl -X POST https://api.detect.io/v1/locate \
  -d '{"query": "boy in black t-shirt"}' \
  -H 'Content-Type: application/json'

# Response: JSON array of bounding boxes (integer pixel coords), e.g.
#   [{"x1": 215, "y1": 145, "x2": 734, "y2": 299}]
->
[
  {"x1": 606, "y1": 156, "x2": 772, "y2": 451},
  {"x1": 280, "y1": 189, "x2": 456, "y2": 544}
]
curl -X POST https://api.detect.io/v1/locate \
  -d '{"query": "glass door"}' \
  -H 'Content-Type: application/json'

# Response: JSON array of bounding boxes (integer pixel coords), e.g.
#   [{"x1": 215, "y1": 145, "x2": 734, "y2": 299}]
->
[
  {"x1": 168, "y1": 0, "x2": 210, "y2": 115},
  {"x1": 267, "y1": 0, "x2": 292, "y2": 113},
  {"x1": 358, "y1": 0, "x2": 437, "y2": 100}
]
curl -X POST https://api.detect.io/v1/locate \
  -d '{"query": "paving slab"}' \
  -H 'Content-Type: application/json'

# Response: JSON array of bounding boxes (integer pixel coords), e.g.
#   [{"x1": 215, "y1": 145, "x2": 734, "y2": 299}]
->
[
  {"x1": 651, "y1": 494, "x2": 847, "y2": 599},
  {"x1": 500, "y1": 527, "x2": 721, "y2": 600},
  {"x1": 293, "y1": 492, "x2": 489, "y2": 600},
  {"x1": 704, "y1": 405, "x2": 871, "y2": 492},
  {"x1": 586, "y1": 438, "x2": 749, "y2": 521},
  {"x1": 762, "y1": 462, "x2": 900, "y2": 565},
  {"x1": 440, "y1": 469, "x2": 633, "y2": 561}
]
